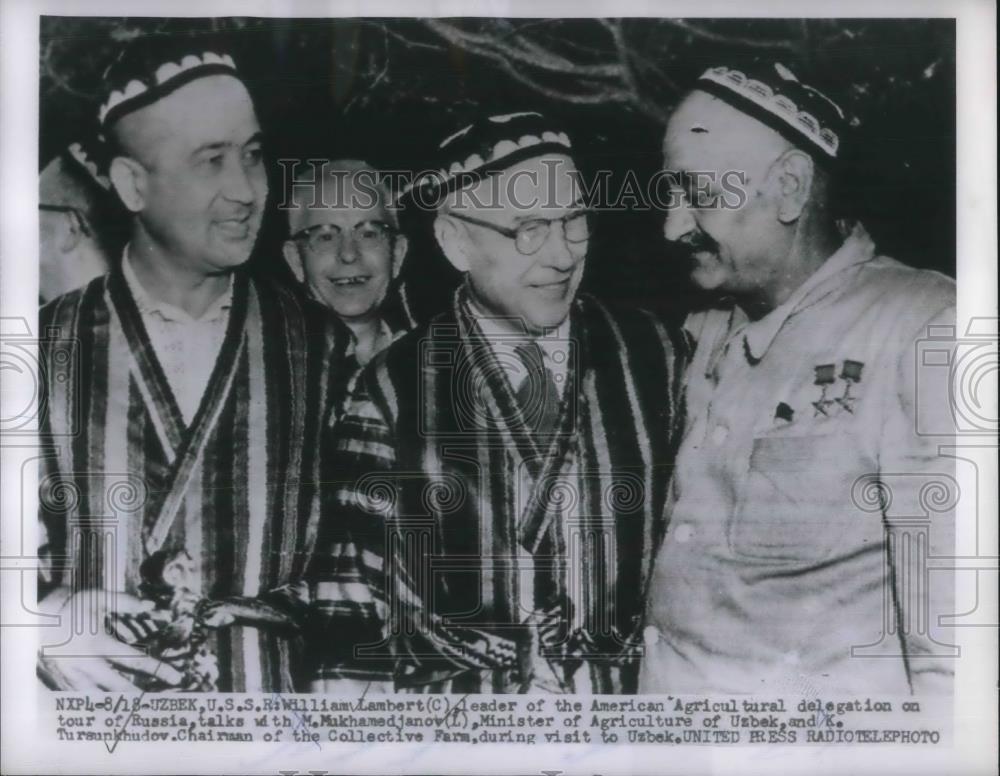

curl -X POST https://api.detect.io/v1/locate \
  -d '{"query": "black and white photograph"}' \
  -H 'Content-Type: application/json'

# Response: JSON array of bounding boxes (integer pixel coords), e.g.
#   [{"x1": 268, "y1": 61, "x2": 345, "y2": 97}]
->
[{"x1": 1, "y1": 1, "x2": 996, "y2": 775}]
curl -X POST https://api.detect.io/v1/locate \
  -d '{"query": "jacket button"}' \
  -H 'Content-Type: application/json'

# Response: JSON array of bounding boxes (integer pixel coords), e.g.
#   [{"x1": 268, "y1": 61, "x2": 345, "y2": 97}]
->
[{"x1": 674, "y1": 523, "x2": 695, "y2": 543}]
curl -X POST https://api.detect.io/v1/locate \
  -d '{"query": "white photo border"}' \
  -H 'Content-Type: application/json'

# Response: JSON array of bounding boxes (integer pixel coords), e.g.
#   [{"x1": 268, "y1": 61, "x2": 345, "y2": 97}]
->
[{"x1": 2, "y1": 1, "x2": 995, "y2": 774}]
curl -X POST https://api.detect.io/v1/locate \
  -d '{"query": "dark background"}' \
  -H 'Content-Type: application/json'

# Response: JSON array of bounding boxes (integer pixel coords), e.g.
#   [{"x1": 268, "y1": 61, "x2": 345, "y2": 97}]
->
[{"x1": 40, "y1": 17, "x2": 956, "y2": 323}]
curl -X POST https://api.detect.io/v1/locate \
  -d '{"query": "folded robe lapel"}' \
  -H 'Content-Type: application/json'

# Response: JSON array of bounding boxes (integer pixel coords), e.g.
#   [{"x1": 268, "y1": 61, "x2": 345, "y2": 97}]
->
[
  {"x1": 106, "y1": 271, "x2": 252, "y2": 556},
  {"x1": 39, "y1": 270, "x2": 347, "y2": 692},
  {"x1": 318, "y1": 285, "x2": 688, "y2": 693},
  {"x1": 453, "y1": 301, "x2": 581, "y2": 555}
]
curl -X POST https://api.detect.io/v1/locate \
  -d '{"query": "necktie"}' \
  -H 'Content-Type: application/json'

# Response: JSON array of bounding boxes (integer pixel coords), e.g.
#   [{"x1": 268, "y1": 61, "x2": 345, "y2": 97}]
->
[
  {"x1": 512, "y1": 341, "x2": 568, "y2": 690},
  {"x1": 514, "y1": 341, "x2": 560, "y2": 436}
]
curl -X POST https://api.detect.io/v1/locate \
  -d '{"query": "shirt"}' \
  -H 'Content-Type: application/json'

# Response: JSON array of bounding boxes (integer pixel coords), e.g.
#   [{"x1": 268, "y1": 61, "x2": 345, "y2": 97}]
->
[
  {"x1": 640, "y1": 225, "x2": 956, "y2": 696},
  {"x1": 346, "y1": 318, "x2": 397, "y2": 367},
  {"x1": 334, "y1": 317, "x2": 408, "y2": 423},
  {"x1": 467, "y1": 297, "x2": 571, "y2": 397},
  {"x1": 121, "y1": 249, "x2": 233, "y2": 424},
  {"x1": 467, "y1": 300, "x2": 572, "y2": 641}
]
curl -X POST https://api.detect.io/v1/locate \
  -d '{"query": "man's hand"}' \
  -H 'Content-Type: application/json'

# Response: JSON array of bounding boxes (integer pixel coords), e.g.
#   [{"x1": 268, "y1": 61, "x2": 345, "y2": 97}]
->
[
  {"x1": 37, "y1": 587, "x2": 184, "y2": 691},
  {"x1": 198, "y1": 597, "x2": 297, "y2": 630}
]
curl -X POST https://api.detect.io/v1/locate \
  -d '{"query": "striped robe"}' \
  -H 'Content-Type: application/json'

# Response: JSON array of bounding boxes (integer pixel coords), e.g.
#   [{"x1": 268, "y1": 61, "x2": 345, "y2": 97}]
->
[
  {"x1": 38, "y1": 269, "x2": 348, "y2": 692},
  {"x1": 310, "y1": 287, "x2": 687, "y2": 693}
]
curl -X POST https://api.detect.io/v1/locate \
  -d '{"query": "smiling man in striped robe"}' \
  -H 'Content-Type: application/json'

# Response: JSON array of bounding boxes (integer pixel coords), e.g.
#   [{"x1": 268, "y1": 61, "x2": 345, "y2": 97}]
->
[
  {"x1": 36, "y1": 34, "x2": 348, "y2": 693},
  {"x1": 309, "y1": 113, "x2": 687, "y2": 694}
]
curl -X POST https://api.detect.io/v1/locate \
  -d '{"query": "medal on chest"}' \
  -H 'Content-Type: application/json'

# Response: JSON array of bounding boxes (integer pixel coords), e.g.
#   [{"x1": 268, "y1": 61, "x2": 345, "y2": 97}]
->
[{"x1": 812, "y1": 359, "x2": 865, "y2": 417}]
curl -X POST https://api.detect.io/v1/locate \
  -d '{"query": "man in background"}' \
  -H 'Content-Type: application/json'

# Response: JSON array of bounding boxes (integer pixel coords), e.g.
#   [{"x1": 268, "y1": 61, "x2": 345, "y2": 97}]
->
[
  {"x1": 37, "y1": 34, "x2": 348, "y2": 692},
  {"x1": 38, "y1": 144, "x2": 117, "y2": 303},
  {"x1": 283, "y1": 158, "x2": 414, "y2": 369},
  {"x1": 640, "y1": 62, "x2": 956, "y2": 695}
]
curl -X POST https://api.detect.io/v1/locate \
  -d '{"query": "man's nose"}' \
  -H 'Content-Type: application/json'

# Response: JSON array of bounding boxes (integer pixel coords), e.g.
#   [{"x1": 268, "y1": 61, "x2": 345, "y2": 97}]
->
[
  {"x1": 223, "y1": 158, "x2": 257, "y2": 205},
  {"x1": 663, "y1": 197, "x2": 697, "y2": 243},
  {"x1": 539, "y1": 222, "x2": 580, "y2": 272},
  {"x1": 338, "y1": 233, "x2": 360, "y2": 263}
]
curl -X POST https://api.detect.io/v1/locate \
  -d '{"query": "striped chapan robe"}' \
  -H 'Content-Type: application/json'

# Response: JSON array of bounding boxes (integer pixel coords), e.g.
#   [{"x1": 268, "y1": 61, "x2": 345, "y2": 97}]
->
[
  {"x1": 38, "y1": 269, "x2": 348, "y2": 692},
  {"x1": 310, "y1": 286, "x2": 687, "y2": 693}
]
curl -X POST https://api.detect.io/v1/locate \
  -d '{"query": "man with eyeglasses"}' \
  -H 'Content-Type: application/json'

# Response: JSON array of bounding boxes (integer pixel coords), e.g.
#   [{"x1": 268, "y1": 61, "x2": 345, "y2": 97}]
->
[
  {"x1": 38, "y1": 145, "x2": 116, "y2": 303},
  {"x1": 308, "y1": 112, "x2": 687, "y2": 694},
  {"x1": 37, "y1": 34, "x2": 349, "y2": 693},
  {"x1": 283, "y1": 159, "x2": 414, "y2": 369}
]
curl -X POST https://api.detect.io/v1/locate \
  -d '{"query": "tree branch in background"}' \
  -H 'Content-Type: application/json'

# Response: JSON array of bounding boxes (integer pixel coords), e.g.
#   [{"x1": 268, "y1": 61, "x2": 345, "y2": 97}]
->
[
  {"x1": 38, "y1": 17, "x2": 955, "y2": 139},
  {"x1": 663, "y1": 19, "x2": 799, "y2": 50},
  {"x1": 423, "y1": 18, "x2": 676, "y2": 122},
  {"x1": 425, "y1": 19, "x2": 621, "y2": 78}
]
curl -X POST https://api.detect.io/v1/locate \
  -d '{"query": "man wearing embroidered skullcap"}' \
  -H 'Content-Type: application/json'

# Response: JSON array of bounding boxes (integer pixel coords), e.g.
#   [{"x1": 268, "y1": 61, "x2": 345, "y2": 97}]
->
[
  {"x1": 641, "y1": 62, "x2": 956, "y2": 695},
  {"x1": 38, "y1": 143, "x2": 117, "y2": 303},
  {"x1": 310, "y1": 112, "x2": 688, "y2": 693},
  {"x1": 37, "y1": 33, "x2": 350, "y2": 692}
]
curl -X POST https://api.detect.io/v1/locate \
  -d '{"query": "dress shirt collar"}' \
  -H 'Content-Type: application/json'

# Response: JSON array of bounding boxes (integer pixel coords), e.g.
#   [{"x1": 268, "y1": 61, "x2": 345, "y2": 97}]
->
[
  {"x1": 464, "y1": 285, "x2": 572, "y2": 369},
  {"x1": 345, "y1": 317, "x2": 399, "y2": 364}
]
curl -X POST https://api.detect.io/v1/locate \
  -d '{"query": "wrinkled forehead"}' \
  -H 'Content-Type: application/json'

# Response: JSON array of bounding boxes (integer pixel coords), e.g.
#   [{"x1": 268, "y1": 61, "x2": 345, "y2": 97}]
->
[
  {"x1": 663, "y1": 89, "x2": 789, "y2": 173},
  {"x1": 291, "y1": 171, "x2": 394, "y2": 231},
  {"x1": 452, "y1": 153, "x2": 581, "y2": 213}
]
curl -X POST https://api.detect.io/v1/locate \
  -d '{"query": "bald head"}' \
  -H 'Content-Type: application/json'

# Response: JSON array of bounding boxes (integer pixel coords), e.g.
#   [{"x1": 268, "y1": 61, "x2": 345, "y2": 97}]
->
[
  {"x1": 668, "y1": 89, "x2": 837, "y2": 212},
  {"x1": 665, "y1": 90, "x2": 797, "y2": 187},
  {"x1": 286, "y1": 159, "x2": 398, "y2": 236}
]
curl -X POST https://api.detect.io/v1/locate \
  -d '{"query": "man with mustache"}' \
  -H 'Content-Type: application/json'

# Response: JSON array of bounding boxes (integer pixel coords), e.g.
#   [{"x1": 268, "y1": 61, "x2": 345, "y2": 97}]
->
[
  {"x1": 37, "y1": 34, "x2": 348, "y2": 692},
  {"x1": 641, "y1": 63, "x2": 956, "y2": 695},
  {"x1": 309, "y1": 113, "x2": 687, "y2": 693}
]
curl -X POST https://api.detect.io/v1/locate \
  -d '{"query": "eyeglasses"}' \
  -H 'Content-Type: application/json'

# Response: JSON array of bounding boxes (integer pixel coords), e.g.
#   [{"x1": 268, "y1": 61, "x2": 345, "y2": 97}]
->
[
  {"x1": 448, "y1": 209, "x2": 591, "y2": 256},
  {"x1": 292, "y1": 221, "x2": 395, "y2": 254},
  {"x1": 39, "y1": 204, "x2": 92, "y2": 237}
]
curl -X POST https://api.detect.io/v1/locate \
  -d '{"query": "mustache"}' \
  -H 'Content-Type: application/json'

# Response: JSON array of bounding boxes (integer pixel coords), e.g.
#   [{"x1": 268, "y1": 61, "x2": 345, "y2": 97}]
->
[{"x1": 675, "y1": 230, "x2": 719, "y2": 256}]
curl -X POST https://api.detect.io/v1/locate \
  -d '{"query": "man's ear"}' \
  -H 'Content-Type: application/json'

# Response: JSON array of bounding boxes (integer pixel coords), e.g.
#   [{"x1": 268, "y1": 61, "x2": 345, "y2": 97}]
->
[
  {"x1": 772, "y1": 149, "x2": 815, "y2": 224},
  {"x1": 433, "y1": 215, "x2": 470, "y2": 272},
  {"x1": 58, "y1": 212, "x2": 83, "y2": 253},
  {"x1": 108, "y1": 156, "x2": 148, "y2": 214},
  {"x1": 390, "y1": 234, "x2": 408, "y2": 279},
  {"x1": 282, "y1": 240, "x2": 306, "y2": 284}
]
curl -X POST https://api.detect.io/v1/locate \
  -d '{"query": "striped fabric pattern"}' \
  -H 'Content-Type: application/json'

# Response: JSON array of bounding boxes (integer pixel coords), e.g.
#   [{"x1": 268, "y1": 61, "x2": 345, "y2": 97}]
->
[
  {"x1": 310, "y1": 286, "x2": 687, "y2": 693},
  {"x1": 38, "y1": 269, "x2": 347, "y2": 692}
]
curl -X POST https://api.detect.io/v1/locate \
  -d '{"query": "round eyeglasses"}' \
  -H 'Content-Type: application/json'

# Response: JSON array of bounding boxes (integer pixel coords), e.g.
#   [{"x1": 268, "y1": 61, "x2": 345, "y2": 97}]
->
[
  {"x1": 448, "y1": 209, "x2": 591, "y2": 256},
  {"x1": 292, "y1": 221, "x2": 395, "y2": 254}
]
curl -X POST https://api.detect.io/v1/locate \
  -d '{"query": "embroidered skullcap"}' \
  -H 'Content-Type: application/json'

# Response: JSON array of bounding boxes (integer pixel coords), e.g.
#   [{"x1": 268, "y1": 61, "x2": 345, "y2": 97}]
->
[
  {"x1": 695, "y1": 62, "x2": 847, "y2": 163},
  {"x1": 66, "y1": 142, "x2": 111, "y2": 191},
  {"x1": 97, "y1": 33, "x2": 240, "y2": 130},
  {"x1": 403, "y1": 111, "x2": 574, "y2": 205}
]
